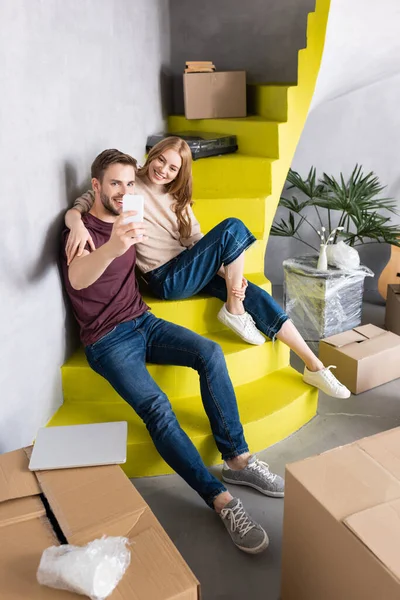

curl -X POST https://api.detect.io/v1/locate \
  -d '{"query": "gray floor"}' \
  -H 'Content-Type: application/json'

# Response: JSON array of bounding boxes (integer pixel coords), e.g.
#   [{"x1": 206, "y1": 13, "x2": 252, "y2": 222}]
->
[{"x1": 132, "y1": 289, "x2": 400, "y2": 600}]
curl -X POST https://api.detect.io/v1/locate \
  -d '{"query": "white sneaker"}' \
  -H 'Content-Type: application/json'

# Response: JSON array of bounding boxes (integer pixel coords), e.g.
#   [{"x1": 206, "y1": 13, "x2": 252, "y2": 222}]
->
[
  {"x1": 303, "y1": 365, "x2": 351, "y2": 399},
  {"x1": 217, "y1": 304, "x2": 265, "y2": 345}
]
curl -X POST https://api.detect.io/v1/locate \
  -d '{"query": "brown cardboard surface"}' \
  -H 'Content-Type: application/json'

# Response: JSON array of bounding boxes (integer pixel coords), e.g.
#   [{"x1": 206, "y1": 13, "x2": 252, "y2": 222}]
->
[
  {"x1": 183, "y1": 71, "x2": 246, "y2": 119},
  {"x1": 114, "y1": 509, "x2": 199, "y2": 600},
  {"x1": 0, "y1": 449, "x2": 200, "y2": 599},
  {"x1": 322, "y1": 328, "x2": 368, "y2": 347},
  {"x1": 0, "y1": 495, "x2": 45, "y2": 529},
  {"x1": 281, "y1": 470, "x2": 400, "y2": 600},
  {"x1": 386, "y1": 284, "x2": 400, "y2": 335},
  {"x1": 281, "y1": 426, "x2": 400, "y2": 600},
  {"x1": 0, "y1": 515, "x2": 78, "y2": 599},
  {"x1": 36, "y1": 463, "x2": 147, "y2": 545},
  {"x1": 286, "y1": 444, "x2": 400, "y2": 520},
  {"x1": 358, "y1": 426, "x2": 400, "y2": 479},
  {"x1": 345, "y1": 499, "x2": 400, "y2": 582},
  {"x1": 0, "y1": 448, "x2": 41, "y2": 503},
  {"x1": 319, "y1": 323, "x2": 400, "y2": 393},
  {"x1": 353, "y1": 323, "x2": 387, "y2": 339}
]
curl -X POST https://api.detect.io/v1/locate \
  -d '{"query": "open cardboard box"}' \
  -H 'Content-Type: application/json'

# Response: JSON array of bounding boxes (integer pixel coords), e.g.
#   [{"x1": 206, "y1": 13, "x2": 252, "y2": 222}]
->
[
  {"x1": 282, "y1": 426, "x2": 400, "y2": 599},
  {"x1": 0, "y1": 447, "x2": 200, "y2": 599},
  {"x1": 385, "y1": 284, "x2": 400, "y2": 336},
  {"x1": 319, "y1": 323, "x2": 400, "y2": 394}
]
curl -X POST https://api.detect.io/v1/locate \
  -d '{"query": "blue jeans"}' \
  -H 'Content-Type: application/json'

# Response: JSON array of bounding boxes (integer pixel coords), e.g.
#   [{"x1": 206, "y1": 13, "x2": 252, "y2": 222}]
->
[
  {"x1": 146, "y1": 218, "x2": 289, "y2": 340},
  {"x1": 85, "y1": 311, "x2": 249, "y2": 508}
]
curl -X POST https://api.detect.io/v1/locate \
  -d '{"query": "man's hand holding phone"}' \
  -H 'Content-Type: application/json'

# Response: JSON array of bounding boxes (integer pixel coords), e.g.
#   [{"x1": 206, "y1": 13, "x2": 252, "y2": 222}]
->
[{"x1": 107, "y1": 201, "x2": 147, "y2": 258}]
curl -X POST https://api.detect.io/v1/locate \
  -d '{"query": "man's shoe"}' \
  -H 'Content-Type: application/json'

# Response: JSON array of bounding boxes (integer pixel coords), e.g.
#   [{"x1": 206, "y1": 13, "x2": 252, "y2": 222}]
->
[
  {"x1": 217, "y1": 304, "x2": 265, "y2": 345},
  {"x1": 222, "y1": 455, "x2": 285, "y2": 498},
  {"x1": 219, "y1": 498, "x2": 269, "y2": 554},
  {"x1": 303, "y1": 365, "x2": 351, "y2": 399}
]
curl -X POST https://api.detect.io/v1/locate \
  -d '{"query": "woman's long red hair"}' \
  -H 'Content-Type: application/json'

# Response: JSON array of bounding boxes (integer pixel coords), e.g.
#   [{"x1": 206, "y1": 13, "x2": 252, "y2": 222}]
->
[{"x1": 139, "y1": 137, "x2": 193, "y2": 238}]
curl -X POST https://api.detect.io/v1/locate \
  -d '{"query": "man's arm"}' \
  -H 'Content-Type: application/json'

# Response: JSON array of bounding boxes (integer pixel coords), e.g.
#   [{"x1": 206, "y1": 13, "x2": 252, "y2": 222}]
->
[{"x1": 68, "y1": 212, "x2": 147, "y2": 290}]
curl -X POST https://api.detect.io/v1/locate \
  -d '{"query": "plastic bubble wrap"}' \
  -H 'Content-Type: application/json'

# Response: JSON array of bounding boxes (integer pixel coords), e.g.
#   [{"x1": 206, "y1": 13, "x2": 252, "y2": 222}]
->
[
  {"x1": 283, "y1": 255, "x2": 373, "y2": 343},
  {"x1": 37, "y1": 536, "x2": 131, "y2": 600}
]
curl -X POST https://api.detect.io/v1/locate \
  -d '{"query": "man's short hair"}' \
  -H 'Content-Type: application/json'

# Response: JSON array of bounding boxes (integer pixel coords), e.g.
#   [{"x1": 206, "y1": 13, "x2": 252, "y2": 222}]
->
[{"x1": 91, "y1": 149, "x2": 138, "y2": 182}]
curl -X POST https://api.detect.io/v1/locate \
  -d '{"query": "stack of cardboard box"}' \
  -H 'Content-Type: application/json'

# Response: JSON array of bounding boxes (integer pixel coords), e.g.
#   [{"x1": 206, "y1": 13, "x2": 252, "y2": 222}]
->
[{"x1": 0, "y1": 447, "x2": 200, "y2": 599}]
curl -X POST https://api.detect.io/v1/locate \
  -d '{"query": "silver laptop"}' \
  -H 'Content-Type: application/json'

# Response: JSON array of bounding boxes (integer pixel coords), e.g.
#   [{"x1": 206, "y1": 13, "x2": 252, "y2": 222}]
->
[{"x1": 29, "y1": 421, "x2": 127, "y2": 471}]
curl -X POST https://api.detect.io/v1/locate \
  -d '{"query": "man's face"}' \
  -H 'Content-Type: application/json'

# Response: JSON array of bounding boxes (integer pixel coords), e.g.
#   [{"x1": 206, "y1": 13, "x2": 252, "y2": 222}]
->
[{"x1": 95, "y1": 163, "x2": 136, "y2": 216}]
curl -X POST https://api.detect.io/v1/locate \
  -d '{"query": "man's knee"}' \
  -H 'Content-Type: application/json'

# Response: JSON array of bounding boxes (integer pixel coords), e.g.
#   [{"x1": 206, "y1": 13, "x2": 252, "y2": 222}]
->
[
  {"x1": 196, "y1": 339, "x2": 225, "y2": 369},
  {"x1": 141, "y1": 395, "x2": 177, "y2": 436}
]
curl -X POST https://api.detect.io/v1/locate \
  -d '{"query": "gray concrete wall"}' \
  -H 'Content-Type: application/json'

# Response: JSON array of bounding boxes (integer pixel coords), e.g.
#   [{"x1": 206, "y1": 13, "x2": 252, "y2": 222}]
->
[
  {"x1": 0, "y1": 0, "x2": 170, "y2": 452},
  {"x1": 169, "y1": 0, "x2": 316, "y2": 113},
  {"x1": 266, "y1": 0, "x2": 400, "y2": 291}
]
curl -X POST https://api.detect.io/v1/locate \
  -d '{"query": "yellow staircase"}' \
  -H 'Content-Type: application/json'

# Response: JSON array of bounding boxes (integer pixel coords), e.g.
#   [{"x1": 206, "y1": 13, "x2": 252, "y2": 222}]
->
[{"x1": 49, "y1": 0, "x2": 331, "y2": 477}]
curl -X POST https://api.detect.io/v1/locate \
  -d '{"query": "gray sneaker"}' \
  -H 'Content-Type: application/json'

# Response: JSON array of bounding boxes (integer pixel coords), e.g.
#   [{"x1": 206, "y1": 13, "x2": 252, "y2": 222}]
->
[
  {"x1": 222, "y1": 455, "x2": 285, "y2": 497},
  {"x1": 219, "y1": 498, "x2": 269, "y2": 554}
]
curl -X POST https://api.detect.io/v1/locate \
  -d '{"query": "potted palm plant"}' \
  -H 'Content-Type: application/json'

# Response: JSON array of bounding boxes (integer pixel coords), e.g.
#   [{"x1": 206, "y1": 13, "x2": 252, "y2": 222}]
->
[
  {"x1": 271, "y1": 165, "x2": 400, "y2": 346},
  {"x1": 271, "y1": 165, "x2": 400, "y2": 259}
]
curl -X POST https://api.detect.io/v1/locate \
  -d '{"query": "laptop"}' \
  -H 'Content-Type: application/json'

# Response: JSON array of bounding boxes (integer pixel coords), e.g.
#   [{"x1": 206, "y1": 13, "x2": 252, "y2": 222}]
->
[{"x1": 29, "y1": 421, "x2": 127, "y2": 471}]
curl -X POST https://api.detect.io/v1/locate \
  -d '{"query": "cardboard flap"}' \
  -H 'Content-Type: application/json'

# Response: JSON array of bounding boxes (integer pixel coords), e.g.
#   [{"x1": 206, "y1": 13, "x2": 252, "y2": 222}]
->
[
  {"x1": 0, "y1": 448, "x2": 41, "y2": 503},
  {"x1": 322, "y1": 329, "x2": 367, "y2": 348},
  {"x1": 353, "y1": 324, "x2": 386, "y2": 339},
  {"x1": 358, "y1": 427, "x2": 400, "y2": 480},
  {"x1": 344, "y1": 499, "x2": 400, "y2": 582},
  {"x1": 287, "y1": 444, "x2": 400, "y2": 520},
  {"x1": 116, "y1": 513, "x2": 199, "y2": 600},
  {"x1": 36, "y1": 464, "x2": 147, "y2": 545},
  {"x1": 340, "y1": 331, "x2": 400, "y2": 360},
  {"x1": 0, "y1": 496, "x2": 45, "y2": 529}
]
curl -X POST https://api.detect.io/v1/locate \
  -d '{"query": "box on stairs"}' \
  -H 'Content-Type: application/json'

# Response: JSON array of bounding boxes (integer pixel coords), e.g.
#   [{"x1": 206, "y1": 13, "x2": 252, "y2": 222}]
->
[
  {"x1": 183, "y1": 71, "x2": 246, "y2": 119},
  {"x1": 0, "y1": 447, "x2": 200, "y2": 599},
  {"x1": 319, "y1": 323, "x2": 400, "y2": 394},
  {"x1": 282, "y1": 426, "x2": 400, "y2": 600}
]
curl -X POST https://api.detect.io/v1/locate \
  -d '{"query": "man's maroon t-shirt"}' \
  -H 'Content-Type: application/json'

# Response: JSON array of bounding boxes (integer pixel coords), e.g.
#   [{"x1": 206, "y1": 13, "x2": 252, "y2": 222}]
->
[{"x1": 61, "y1": 213, "x2": 149, "y2": 347}]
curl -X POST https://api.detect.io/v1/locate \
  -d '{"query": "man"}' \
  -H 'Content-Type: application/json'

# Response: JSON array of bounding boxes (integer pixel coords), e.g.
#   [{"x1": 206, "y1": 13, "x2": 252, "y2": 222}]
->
[{"x1": 61, "y1": 149, "x2": 284, "y2": 554}]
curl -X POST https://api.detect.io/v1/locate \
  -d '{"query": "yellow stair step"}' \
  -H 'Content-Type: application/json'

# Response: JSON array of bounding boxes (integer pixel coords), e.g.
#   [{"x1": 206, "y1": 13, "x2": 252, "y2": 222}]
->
[
  {"x1": 48, "y1": 366, "x2": 318, "y2": 477},
  {"x1": 193, "y1": 195, "x2": 270, "y2": 238},
  {"x1": 191, "y1": 154, "x2": 274, "y2": 198},
  {"x1": 169, "y1": 115, "x2": 281, "y2": 158},
  {"x1": 61, "y1": 332, "x2": 289, "y2": 405},
  {"x1": 248, "y1": 84, "x2": 294, "y2": 121},
  {"x1": 141, "y1": 272, "x2": 271, "y2": 334}
]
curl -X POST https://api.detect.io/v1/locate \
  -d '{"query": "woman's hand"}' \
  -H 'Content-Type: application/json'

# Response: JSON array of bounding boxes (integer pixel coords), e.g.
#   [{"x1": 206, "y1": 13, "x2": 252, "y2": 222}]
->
[
  {"x1": 66, "y1": 223, "x2": 96, "y2": 266},
  {"x1": 232, "y1": 277, "x2": 248, "y2": 301}
]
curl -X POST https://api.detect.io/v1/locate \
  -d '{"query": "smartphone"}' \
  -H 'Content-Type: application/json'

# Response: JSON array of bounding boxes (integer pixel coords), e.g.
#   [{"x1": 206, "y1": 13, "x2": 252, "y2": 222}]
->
[{"x1": 122, "y1": 194, "x2": 144, "y2": 224}]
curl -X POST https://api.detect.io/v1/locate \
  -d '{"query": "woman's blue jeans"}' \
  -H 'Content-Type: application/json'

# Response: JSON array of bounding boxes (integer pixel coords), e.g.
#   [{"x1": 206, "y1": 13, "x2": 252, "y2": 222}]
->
[
  {"x1": 146, "y1": 218, "x2": 289, "y2": 340},
  {"x1": 85, "y1": 311, "x2": 249, "y2": 508}
]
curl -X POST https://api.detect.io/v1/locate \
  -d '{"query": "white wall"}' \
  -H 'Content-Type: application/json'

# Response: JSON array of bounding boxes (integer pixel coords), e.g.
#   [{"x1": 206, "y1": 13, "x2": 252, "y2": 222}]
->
[
  {"x1": 0, "y1": 0, "x2": 170, "y2": 452},
  {"x1": 266, "y1": 0, "x2": 400, "y2": 288}
]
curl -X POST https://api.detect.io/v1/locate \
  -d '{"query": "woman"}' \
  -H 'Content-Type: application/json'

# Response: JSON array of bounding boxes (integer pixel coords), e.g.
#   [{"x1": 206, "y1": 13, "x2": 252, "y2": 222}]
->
[{"x1": 65, "y1": 137, "x2": 350, "y2": 399}]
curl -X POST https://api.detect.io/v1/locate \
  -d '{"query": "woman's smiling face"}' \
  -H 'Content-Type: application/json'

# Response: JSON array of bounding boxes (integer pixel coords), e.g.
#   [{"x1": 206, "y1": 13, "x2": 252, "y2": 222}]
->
[{"x1": 148, "y1": 148, "x2": 182, "y2": 185}]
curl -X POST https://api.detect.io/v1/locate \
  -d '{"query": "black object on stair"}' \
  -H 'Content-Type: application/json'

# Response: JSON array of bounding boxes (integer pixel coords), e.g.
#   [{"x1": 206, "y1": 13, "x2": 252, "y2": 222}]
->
[{"x1": 146, "y1": 131, "x2": 238, "y2": 160}]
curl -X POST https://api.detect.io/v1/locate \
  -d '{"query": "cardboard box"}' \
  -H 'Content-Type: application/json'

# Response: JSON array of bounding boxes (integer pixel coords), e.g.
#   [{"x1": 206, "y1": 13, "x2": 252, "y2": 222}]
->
[
  {"x1": 183, "y1": 71, "x2": 246, "y2": 119},
  {"x1": 282, "y1": 426, "x2": 400, "y2": 600},
  {"x1": 319, "y1": 323, "x2": 400, "y2": 394},
  {"x1": 0, "y1": 447, "x2": 200, "y2": 599},
  {"x1": 385, "y1": 284, "x2": 400, "y2": 335}
]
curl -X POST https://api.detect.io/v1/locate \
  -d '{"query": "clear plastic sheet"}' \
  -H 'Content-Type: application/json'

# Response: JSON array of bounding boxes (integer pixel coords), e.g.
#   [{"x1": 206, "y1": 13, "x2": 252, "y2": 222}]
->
[
  {"x1": 283, "y1": 255, "x2": 374, "y2": 343},
  {"x1": 326, "y1": 241, "x2": 360, "y2": 270},
  {"x1": 37, "y1": 536, "x2": 131, "y2": 600}
]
